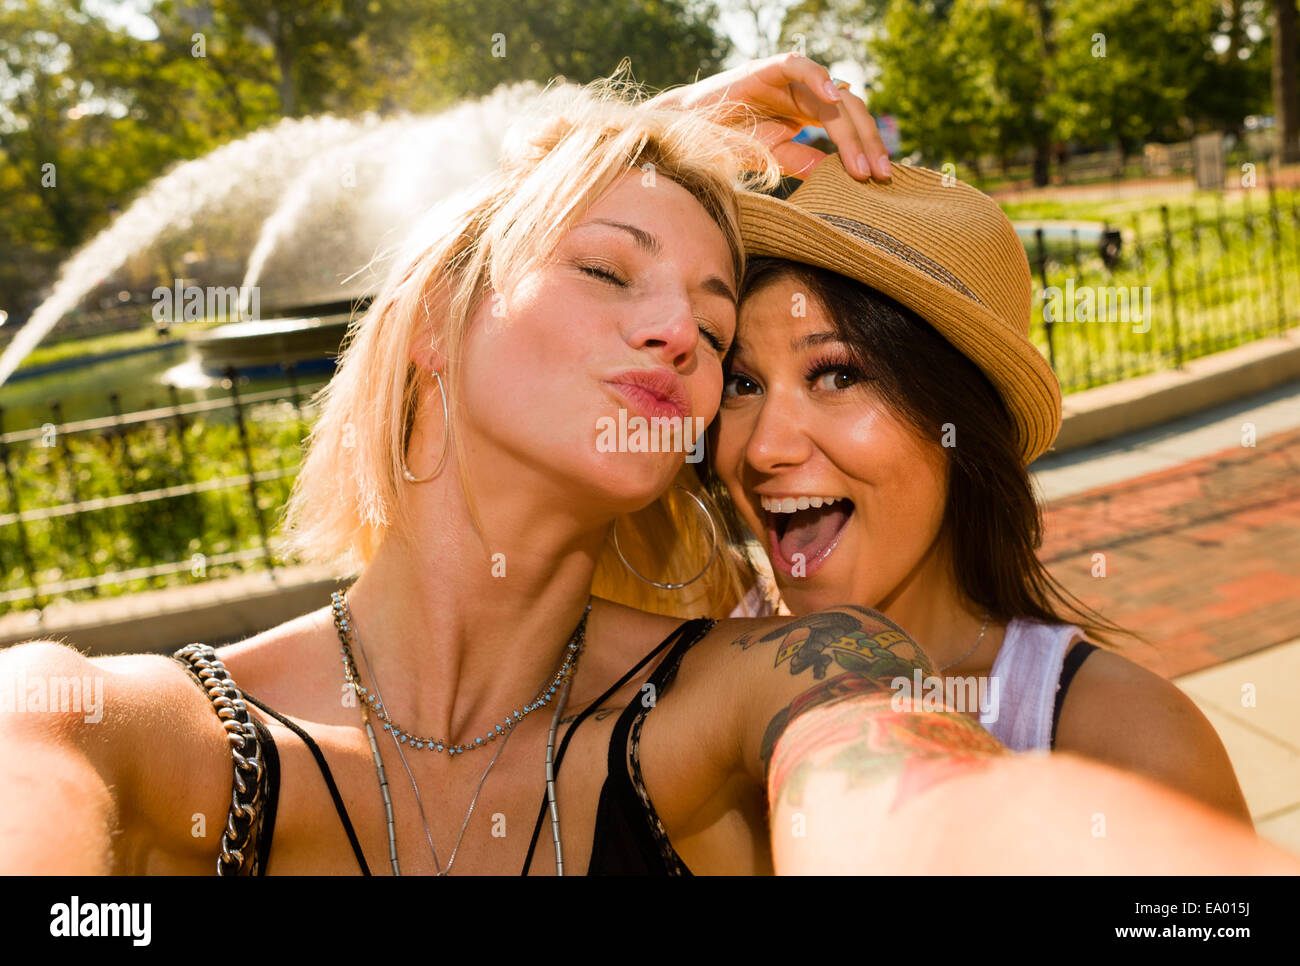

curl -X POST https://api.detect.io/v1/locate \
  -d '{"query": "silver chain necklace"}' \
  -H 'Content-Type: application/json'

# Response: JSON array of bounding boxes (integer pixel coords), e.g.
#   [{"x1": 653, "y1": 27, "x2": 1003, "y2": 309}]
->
[
  {"x1": 333, "y1": 593, "x2": 590, "y2": 875},
  {"x1": 333, "y1": 592, "x2": 583, "y2": 755},
  {"x1": 355, "y1": 624, "x2": 517, "y2": 875},
  {"x1": 937, "y1": 615, "x2": 990, "y2": 673}
]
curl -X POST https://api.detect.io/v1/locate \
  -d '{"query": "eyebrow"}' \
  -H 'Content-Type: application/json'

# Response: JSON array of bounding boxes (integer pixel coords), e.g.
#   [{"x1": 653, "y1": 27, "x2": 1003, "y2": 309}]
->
[
  {"x1": 792, "y1": 330, "x2": 844, "y2": 352},
  {"x1": 575, "y1": 218, "x2": 738, "y2": 306},
  {"x1": 585, "y1": 218, "x2": 661, "y2": 255}
]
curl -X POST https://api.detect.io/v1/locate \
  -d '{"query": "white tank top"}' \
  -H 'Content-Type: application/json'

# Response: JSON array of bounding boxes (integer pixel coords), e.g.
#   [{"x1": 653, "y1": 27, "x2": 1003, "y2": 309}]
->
[
  {"x1": 728, "y1": 591, "x2": 1085, "y2": 753},
  {"x1": 981, "y1": 618, "x2": 1087, "y2": 752}
]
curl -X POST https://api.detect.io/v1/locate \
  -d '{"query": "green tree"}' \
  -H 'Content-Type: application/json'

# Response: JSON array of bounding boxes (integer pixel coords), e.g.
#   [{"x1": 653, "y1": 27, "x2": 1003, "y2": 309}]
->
[
  {"x1": 0, "y1": 0, "x2": 243, "y2": 321},
  {"x1": 1049, "y1": 0, "x2": 1218, "y2": 154},
  {"x1": 428, "y1": 0, "x2": 732, "y2": 96},
  {"x1": 869, "y1": 0, "x2": 982, "y2": 165},
  {"x1": 947, "y1": 0, "x2": 1050, "y2": 174},
  {"x1": 779, "y1": 0, "x2": 888, "y2": 65}
]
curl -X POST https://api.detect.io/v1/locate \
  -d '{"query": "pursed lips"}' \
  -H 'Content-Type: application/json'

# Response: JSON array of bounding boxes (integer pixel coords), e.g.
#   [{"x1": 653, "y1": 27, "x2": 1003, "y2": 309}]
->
[{"x1": 603, "y1": 368, "x2": 691, "y2": 421}]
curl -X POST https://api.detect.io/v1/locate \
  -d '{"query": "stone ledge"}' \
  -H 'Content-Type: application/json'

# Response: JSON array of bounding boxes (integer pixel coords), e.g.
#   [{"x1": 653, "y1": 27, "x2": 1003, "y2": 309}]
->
[
  {"x1": 0, "y1": 564, "x2": 350, "y2": 655},
  {"x1": 1051, "y1": 332, "x2": 1300, "y2": 456}
]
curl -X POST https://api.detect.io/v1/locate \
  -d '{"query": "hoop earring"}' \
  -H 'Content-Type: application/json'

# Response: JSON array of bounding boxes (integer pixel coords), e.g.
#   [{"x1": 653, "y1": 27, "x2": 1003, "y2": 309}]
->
[
  {"x1": 612, "y1": 485, "x2": 719, "y2": 590},
  {"x1": 402, "y1": 369, "x2": 449, "y2": 484}
]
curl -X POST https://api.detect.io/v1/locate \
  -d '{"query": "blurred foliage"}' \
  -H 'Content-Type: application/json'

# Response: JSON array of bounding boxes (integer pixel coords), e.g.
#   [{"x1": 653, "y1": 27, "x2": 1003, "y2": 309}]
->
[
  {"x1": 0, "y1": 0, "x2": 731, "y2": 326},
  {"x1": 777, "y1": 0, "x2": 1277, "y2": 184}
]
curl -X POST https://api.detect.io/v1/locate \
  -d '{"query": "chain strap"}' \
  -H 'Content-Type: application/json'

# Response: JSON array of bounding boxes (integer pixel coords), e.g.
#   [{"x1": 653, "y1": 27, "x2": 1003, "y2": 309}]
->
[{"x1": 172, "y1": 643, "x2": 267, "y2": 876}]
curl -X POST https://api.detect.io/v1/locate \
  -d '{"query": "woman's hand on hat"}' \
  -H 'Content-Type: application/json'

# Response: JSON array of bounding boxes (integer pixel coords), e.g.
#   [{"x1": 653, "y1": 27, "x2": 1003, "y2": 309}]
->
[{"x1": 648, "y1": 52, "x2": 891, "y2": 183}]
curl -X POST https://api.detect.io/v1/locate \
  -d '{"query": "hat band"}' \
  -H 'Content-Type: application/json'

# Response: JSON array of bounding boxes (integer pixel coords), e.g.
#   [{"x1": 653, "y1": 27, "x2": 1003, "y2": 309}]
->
[{"x1": 814, "y1": 213, "x2": 986, "y2": 309}]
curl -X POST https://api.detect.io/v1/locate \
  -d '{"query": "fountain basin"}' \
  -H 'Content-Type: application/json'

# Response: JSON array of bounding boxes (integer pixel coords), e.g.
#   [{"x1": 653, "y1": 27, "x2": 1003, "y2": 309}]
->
[
  {"x1": 1013, "y1": 220, "x2": 1124, "y2": 269},
  {"x1": 189, "y1": 312, "x2": 352, "y2": 378}
]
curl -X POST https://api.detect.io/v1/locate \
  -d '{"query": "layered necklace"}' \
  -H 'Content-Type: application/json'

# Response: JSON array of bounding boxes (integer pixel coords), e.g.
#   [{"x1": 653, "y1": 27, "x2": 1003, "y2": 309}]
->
[{"x1": 330, "y1": 591, "x2": 591, "y2": 875}]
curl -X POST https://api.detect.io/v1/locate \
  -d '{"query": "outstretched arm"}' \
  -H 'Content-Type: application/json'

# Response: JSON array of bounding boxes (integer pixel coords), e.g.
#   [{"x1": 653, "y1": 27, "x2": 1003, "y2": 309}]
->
[
  {"x1": 729, "y1": 606, "x2": 1298, "y2": 874},
  {"x1": 0, "y1": 640, "x2": 236, "y2": 874}
]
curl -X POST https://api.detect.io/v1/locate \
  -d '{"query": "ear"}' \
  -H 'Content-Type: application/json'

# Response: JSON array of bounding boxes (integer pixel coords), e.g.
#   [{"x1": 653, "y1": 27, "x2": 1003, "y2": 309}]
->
[
  {"x1": 408, "y1": 321, "x2": 446, "y2": 374},
  {"x1": 408, "y1": 281, "x2": 451, "y2": 373}
]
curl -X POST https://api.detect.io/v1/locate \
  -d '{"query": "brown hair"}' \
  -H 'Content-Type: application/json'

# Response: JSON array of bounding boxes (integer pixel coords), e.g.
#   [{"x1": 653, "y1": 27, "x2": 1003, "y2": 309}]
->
[{"x1": 718, "y1": 256, "x2": 1130, "y2": 644}]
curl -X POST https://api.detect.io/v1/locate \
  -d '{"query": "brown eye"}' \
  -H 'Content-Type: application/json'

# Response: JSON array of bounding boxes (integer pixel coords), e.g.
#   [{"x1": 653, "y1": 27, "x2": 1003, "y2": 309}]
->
[
  {"x1": 813, "y1": 370, "x2": 858, "y2": 391},
  {"x1": 722, "y1": 372, "x2": 760, "y2": 398},
  {"x1": 806, "y1": 356, "x2": 864, "y2": 391}
]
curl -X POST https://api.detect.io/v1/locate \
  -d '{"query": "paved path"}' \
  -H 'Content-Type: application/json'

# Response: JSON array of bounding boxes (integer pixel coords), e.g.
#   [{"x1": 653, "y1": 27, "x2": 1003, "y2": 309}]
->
[
  {"x1": 1033, "y1": 379, "x2": 1300, "y2": 853},
  {"x1": 1040, "y1": 423, "x2": 1300, "y2": 679}
]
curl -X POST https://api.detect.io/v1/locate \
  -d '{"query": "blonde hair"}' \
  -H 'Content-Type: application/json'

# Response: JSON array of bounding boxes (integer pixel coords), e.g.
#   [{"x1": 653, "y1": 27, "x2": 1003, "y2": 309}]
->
[{"x1": 281, "y1": 69, "x2": 781, "y2": 618}]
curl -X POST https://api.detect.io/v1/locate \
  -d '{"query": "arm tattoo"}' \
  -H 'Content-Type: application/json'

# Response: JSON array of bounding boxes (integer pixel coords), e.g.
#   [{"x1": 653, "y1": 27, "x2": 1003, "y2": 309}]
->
[
  {"x1": 766, "y1": 695, "x2": 1005, "y2": 810},
  {"x1": 749, "y1": 608, "x2": 1000, "y2": 812},
  {"x1": 750, "y1": 609, "x2": 935, "y2": 681}
]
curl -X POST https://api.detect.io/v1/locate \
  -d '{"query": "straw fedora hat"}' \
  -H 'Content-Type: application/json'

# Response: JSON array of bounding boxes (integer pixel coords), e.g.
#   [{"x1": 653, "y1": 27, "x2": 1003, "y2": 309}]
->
[{"x1": 736, "y1": 155, "x2": 1062, "y2": 464}]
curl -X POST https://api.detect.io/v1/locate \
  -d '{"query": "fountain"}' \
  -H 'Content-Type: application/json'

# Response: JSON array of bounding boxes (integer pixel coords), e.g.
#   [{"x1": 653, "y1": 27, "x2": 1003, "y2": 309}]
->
[{"x1": 0, "y1": 82, "x2": 552, "y2": 390}]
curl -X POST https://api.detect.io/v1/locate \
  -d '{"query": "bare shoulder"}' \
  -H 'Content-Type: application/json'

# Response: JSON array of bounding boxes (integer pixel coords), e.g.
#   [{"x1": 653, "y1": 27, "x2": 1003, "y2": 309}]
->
[
  {"x1": 0, "y1": 638, "x2": 236, "y2": 871},
  {"x1": 1, "y1": 638, "x2": 208, "y2": 746},
  {"x1": 211, "y1": 606, "x2": 338, "y2": 712},
  {"x1": 673, "y1": 605, "x2": 932, "y2": 776},
  {"x1": 1054, "y1": 644, "x2": 1251, "y2": 823}
]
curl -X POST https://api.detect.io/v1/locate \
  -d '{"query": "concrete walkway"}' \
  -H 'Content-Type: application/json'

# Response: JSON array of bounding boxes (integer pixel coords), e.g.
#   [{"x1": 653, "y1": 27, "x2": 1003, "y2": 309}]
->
[
  {"x1": 1176, "y1": 637, "x2": 1300, "y2": 855},
  {"x1": 1033, "y1": 378, "x2": 1300, "y2": 854}
]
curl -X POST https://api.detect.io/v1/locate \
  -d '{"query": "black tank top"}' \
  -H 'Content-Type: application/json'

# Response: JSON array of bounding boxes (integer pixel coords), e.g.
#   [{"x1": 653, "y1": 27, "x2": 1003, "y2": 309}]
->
[{"x1": 241, "y1": 617, "x2": 716, "y2": 876}]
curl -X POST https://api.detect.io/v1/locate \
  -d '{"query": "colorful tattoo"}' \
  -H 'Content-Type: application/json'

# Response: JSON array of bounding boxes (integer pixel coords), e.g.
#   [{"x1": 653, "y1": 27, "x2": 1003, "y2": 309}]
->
[
  {"x1": 743, "y1": 608, "x2": 1000, "y2": 814},
  {"x1": 766, "y1": 696, "x2": 1004, "y2": 809},
  {"x1": 750, "y1": 608, "x2": 934, "y2": 681}
]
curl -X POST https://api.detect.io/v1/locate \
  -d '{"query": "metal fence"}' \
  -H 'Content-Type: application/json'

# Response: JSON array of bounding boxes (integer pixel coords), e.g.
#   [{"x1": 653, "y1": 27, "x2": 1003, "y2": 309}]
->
[
  {"x1": 1, "y1": 185, "x2": 1297, "y2": 614},
  {"x1": 1029, "y1": 183, "x2": 1300, "y2": 394},
  {"x1": 0, "y1": 366, "x2": 323, "y2": 613}
]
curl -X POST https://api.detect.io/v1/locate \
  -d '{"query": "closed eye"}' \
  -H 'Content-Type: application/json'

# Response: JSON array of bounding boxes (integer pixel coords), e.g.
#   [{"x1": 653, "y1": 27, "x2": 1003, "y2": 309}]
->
[
  {"x1": 699, "y1": 322, "x2": 727, "y2": 354},
  {"x1": 579, "y1": 264, "x2": 628, "y2": 287},
  {"x1": 579, "y1": 259, "x2": 727, "y2": 353}
]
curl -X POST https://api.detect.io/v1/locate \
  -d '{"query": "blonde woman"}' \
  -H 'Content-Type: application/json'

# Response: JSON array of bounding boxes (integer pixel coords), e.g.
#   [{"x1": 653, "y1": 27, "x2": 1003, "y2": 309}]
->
[{"x1": 1, "y1": 61, "x2": 1291, "y2": 876}]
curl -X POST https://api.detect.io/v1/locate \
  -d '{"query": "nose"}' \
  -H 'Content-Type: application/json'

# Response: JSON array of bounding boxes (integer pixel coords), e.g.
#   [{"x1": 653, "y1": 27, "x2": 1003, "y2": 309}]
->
[
  {"x1": 625, "y1": 293, "x2": 702, "y2": 370},
  {"x1": 744, "y1": 386, "x2": 814, "y2": 476}
]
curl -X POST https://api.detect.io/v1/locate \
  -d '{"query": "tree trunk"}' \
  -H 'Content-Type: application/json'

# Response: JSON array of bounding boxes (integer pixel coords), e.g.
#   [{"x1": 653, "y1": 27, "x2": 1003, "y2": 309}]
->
[
  {"x1": 275, "y1": 44, "x2": 296, "y2": 117},
  {"x1": 268, "y1": 10, "x2": 296, "y2": 117},
  {"x1": 1275, "y1": 0, "x2": 1300, "y2": 164},
  {"x1": 1029, "y1": 0, "x2": 1056, "y2": 187}
]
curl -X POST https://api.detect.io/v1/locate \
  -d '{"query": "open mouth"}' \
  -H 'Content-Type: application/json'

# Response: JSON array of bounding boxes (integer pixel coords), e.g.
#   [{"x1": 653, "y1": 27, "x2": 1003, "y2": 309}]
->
[{"x1": 762, "y1": 495, "x2": 855, "y2": 577}]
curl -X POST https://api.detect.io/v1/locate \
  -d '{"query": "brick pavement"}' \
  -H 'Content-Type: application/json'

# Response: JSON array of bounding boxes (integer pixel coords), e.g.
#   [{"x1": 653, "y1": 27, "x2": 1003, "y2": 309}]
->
[{"x1": 1042, "y1": 425, "x2": 1300, "y2": 678}]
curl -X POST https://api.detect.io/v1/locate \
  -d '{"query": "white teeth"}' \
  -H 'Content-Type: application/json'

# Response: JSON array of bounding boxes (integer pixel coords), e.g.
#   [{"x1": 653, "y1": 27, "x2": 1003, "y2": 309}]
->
[{"x1": 760, "y1": 495, "x2": 844, "y2": 514}]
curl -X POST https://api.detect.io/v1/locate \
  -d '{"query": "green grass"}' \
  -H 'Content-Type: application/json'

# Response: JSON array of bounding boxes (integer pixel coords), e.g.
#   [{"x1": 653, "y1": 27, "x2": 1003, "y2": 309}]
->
[
  {"x1": 14, "y1": 318, "x2": 229, "y2": 372},
  {"x1": 1001, "y1": 187, "x2": 1300, "y2": 393}
]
